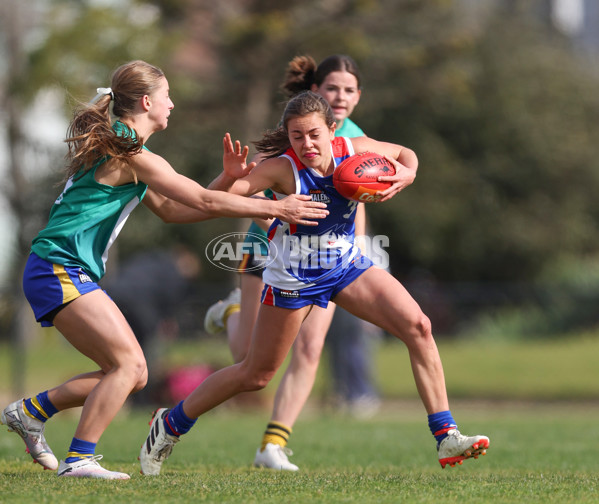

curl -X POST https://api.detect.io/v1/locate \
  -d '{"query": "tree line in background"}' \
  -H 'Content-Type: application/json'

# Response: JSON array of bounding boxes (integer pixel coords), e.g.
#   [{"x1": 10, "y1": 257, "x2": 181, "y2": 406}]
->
[{"x1": 2, "y1": 0, "x2": 599, "y2": 337}]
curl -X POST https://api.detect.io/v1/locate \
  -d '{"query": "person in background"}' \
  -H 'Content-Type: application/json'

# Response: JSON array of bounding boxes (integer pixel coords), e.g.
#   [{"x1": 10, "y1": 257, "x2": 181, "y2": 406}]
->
[
  {"x1": 204, "y1": 54, "x2": 379, "y2": 471},
  {"x1": 139, "y1": 90, "x2": 490, "y2": 476},
  {"x1": 0, "y1": 60, "x2": 327, "y2": 480}
]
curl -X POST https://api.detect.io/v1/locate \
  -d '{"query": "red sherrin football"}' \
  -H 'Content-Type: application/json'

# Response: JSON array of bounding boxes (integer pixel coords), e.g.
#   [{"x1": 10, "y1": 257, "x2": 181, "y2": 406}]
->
[{"x1": 333, "y1": 152, "x2": 395, "y2": 202}]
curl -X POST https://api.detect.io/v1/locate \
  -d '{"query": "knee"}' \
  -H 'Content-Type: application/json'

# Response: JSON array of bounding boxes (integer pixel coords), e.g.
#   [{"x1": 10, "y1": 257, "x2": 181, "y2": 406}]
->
[
  {"x1": 293, "y1": 336, "x2": 325, "y2": 367},
  {"x1": 403, "y1": 312, "x2": 433, "y2": 344},
  {"x1": 120, "y1": 352, "x2": 148, "y2": 393},
  {"x1": 131, "y1": 364, "x2": 148, "y2": 393},
  {"x1": 238, "y1": 365, "x2": 276, "y2": 392},
  {"x1": 247, "y1": 371, "x2": 276, "y2": 391}
]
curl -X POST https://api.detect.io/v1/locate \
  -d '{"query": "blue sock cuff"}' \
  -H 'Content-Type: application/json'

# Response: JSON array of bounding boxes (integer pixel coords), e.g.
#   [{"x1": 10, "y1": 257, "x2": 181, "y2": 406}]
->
[
  {"x1": 68, "y1": 437, "x2": 97, "y2": 453},
  {"x1": 428, "y1": 410, "x2": 457, "y2": 443},
  {"x1": 23, "y1": 391, "x2": 58, "y2": 423},
  {"x1": 37, "y1": 391, "x2": 59, "y2": 418},
  {"x1": 165, "y1": 401, "x2": 197, "y2": 437},
  {"x1": 65, "y1": 437, "x2": 97, "y2": 463}
]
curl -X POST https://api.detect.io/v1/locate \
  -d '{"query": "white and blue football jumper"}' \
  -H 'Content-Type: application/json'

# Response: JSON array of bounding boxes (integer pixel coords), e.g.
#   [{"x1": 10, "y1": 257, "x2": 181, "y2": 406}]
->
[{"x1": 262, "y1": 136, "x2": 373, "y2": 309}]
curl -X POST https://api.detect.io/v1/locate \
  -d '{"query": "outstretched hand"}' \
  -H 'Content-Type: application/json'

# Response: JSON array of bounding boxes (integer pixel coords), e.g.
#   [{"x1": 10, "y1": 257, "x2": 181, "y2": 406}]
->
[
  {"x1": 223, "y1": 133, "x2": 257, "y2": 179},
  {"x1": 375, "y1": 155, "x2": 417, "y2": 203},
  {"x1": 277, "y1": 194, "x2": 329, "y2": 226}
]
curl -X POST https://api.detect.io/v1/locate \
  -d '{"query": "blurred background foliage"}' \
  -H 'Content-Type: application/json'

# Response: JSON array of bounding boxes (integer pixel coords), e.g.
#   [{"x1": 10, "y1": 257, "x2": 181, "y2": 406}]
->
[{"x1": 2, "y1": 0, "x2": 599, "y2": 339}]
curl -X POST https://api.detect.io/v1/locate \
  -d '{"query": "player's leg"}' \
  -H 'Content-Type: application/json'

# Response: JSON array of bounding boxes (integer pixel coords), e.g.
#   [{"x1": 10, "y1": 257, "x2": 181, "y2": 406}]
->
[
  {"x1": 228, "y1": 273, "x2": 263, "y2": 363},
  {"x1": 1, "y1": 370, "x2": 105, "y2": 472},
  {"x1": 186, "y1": 304, "x2": 310, "y2": 416},
  {"x1": 2, "y1": 255, "x2": 140, "y2": 476},
  {"x1": 203, "y1": 287, "x2": 241, "y2": 337},
  {"x1": 334, "y1": 266, "x2": 446, "y2": 413},
  {"x1": 204, "y1": 250, "x2": 264, "y2": 363},
  {"x1": 254, "y1": 303, "x2": 336, "y2": 470},
  {"x1": 140, "y1": 303, "x2": 310, "y2": 475},
  {"x1": 45, "y1": 372, "x2": 105, "y2": 410},
  {"x1": 53, "y1": 290, "x2": 147, "y2": 441},
  {"x1": 204, "y1": 258, "x2": 264, "y2": 363},
  {"x1": 52, "y1": 289, "x2": 146, "y2": 479},
  {"x1": 273, "y1": 303, "x2": 336, "y2": 425},
  {"x1": 333, "y1": 266, "x2": 489, "y2": 468}
]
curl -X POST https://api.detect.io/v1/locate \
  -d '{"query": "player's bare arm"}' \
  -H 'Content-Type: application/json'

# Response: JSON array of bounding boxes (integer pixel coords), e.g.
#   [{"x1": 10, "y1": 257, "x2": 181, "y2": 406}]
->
[
  {"x1": 133, "y1": 149, "x2": 327, "y2": 225},
  {"x1": 350, "y1": 137, "x2": 418, "y2": 202},
  {"x1": 142, "y1": 188, "x2": 214, "y2": 223}
]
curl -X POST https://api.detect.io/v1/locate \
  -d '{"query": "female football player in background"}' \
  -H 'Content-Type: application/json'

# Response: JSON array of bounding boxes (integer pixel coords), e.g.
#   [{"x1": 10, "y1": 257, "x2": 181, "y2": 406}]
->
[
  {"x1": 139, "y1": 90, "x2": 489, "y2": 475},
  {"x1": 0, "y1": 60, "x2": 326, "y2": 480}
]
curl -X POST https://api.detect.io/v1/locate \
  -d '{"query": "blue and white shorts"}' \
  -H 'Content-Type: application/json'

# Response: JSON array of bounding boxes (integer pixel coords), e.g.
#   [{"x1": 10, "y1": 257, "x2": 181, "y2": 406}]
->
[
  {"x1": 260, "y1": 255, "x2": 373, "y2": 309},
  {"x1": 22, "y1": 252, "x2": 102, "y2": 327}
]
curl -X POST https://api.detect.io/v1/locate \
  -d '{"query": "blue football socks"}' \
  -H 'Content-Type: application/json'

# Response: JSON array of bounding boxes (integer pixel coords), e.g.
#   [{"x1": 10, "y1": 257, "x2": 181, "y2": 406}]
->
[
  {"x1": 428, "y1": 410, "x2": 458, "y2": 445},
  {"x1": 65, "y1": 437, "x2": 97, "y2": 463},
  {"x1": 164, "y1": 401, "x2": 196, "y2": 437},
  {"x1": 23, "y1": 391, "x2": 58, "y2": 423}
]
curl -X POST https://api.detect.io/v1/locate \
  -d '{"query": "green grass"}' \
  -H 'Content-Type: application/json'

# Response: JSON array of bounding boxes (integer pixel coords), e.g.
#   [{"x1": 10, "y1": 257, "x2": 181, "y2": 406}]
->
[
  {"x1": 1, "y1": 406, "x2": 598, "y2": 503},
  {"x1": 1, "y1": 332, "x2": 599, "y2": 502}
]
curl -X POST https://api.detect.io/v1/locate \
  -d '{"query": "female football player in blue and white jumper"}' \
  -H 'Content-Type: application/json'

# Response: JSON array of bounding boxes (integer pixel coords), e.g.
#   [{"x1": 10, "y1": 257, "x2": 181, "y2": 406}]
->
[
  {"x1": 139, "y1": 90, "x2": 490, "y2": 475},
  {"x1": 204, "y1": 54, "x2": 377, "y2": 471}
]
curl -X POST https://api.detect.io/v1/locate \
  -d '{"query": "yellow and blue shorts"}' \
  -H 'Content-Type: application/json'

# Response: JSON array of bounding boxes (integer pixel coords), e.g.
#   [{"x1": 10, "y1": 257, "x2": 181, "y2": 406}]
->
[{"x1": 22, "y1": 252, "x2": 102, "y2": 327}]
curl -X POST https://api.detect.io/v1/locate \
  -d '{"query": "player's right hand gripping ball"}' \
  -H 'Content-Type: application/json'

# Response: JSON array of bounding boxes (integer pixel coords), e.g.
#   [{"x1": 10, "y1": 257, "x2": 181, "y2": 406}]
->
[{"x1": 333, "y1": 152, "x2": 395, "y2": 202}]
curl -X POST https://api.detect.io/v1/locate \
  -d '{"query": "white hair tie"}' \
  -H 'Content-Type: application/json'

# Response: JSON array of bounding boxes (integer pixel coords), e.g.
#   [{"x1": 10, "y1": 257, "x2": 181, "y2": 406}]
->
[{"x1": 90, "y1": 87, "x2": 114, "y2": 104}]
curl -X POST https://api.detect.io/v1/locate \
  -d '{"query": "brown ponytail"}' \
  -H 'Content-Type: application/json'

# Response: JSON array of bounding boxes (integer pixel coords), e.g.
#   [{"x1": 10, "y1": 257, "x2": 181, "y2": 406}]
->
[
  {"x1": 280, "y1": 55, "x2": 318, "y2": 98},
  {"x1": 64, "y1": 60, "x2": 165, "y2": 179}
]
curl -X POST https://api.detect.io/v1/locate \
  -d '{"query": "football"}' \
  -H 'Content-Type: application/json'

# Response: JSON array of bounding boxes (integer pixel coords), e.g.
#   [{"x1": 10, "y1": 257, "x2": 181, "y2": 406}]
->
[{"x1": 333, "y1": 152, "x2": 395, "y2": 202}]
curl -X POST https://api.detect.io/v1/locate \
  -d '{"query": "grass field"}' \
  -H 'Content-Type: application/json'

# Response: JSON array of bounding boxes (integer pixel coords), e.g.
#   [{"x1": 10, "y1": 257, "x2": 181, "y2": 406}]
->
[
  {"x1": 0, "y1": 333, "x2": 598, "y2": 502},
  {"x1": 1, "y1": 404, "x2": 598, "y2": 503}
]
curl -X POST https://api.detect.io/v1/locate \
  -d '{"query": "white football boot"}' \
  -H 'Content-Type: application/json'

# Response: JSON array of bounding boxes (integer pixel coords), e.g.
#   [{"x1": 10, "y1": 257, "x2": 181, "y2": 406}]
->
[
  {"x1": 203, "y1": 288, "x2": 241, "y2": 334},
  {"x1": 139, "y1": 408, "x2": 180, "y2": 475},
  {"x1": 438, "y1": 429, "x2": 490, "y2": 468},
  {"x1": 254, "y1": 443, "x2": 299, "y2": 471},
  {"x1": 57, "y1": 455, "x2": 130, "y2": 479},
  {"x1": 1, "y1": 399, "x2": 58, "y2": 470}
]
